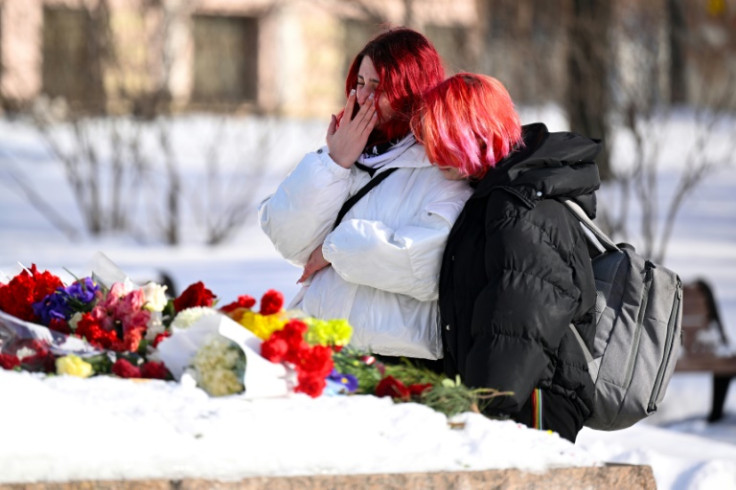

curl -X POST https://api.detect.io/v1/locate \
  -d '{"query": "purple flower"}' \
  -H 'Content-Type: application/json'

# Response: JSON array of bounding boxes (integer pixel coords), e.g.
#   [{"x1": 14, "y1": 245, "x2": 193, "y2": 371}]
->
[
  {"x1": 31, "y1": 277, "x2": 100, "y2": 325},
  {"x1": 32, "y1": 288, "x2": 68, "y2": 325},
  {"x1": 327, "y1": 369, "x2": 359, "y2": 393},
  {"x1": 66, "y1": 277, "x2": 99, "y2": 306}
]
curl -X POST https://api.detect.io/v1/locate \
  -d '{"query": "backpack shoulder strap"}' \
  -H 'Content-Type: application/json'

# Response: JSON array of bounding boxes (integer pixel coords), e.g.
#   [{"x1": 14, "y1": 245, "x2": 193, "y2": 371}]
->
[
  {"x1": 562, "y1": 199, "x2": 619, "y2": 253},
  {"x1": 333, "y1": 167, "x2": 398, "y2": 229}
]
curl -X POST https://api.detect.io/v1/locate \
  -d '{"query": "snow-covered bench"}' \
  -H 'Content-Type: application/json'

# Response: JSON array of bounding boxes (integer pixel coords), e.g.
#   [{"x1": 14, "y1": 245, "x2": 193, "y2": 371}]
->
[{"x1": 675, "y1": 279, "x2": 736, "y2": 422}]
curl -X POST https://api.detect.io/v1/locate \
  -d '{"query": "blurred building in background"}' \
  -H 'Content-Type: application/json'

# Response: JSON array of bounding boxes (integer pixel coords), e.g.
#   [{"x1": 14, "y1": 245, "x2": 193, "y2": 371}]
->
[
  {"x1": 0, "y1": 0, "x2": 734, "y2": 118},
  {"x1": 0, "y1": 0, "x2": 478, "y2": 118}
]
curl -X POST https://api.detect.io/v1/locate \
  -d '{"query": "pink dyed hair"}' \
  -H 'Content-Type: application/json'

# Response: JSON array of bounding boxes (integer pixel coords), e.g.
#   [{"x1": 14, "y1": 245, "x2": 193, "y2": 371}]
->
[
  {"x1": 343, "y1": 27, "x2": 445, "y2": 145},
  {"x1": 412, "y1": 73, "x2": 523, "y2": 179}
]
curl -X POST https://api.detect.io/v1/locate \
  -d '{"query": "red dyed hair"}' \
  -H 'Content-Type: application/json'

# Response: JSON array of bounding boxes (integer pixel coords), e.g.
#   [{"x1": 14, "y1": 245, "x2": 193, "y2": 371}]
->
[
  {"x1": 344, "y1": 27, "x2": 445, "y2": 145},
  {"x1": 412, "y1": 73, "x2": 523, "y2": 179}
]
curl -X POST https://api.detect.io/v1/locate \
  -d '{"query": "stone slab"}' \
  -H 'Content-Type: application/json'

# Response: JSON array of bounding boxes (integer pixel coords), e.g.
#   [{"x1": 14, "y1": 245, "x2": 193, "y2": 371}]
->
[{"x1": 0, "y1": 464, "x2": 656, "y2": 489}]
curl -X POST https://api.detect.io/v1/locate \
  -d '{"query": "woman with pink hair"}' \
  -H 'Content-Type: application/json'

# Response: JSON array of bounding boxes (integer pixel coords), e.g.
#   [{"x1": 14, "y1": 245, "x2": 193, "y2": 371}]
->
[
  {"x1": 259, "y1": 28, "x2": 471, "y2": 363},
  {"x1": 412, "y1": 73, "x2": 602, "y2": 442}
]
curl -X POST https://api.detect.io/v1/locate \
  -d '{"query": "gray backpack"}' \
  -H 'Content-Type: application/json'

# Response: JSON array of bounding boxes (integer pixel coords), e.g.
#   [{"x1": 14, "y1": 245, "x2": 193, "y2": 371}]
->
[{"x1": 565, "y1": 200, "x2": 683, "y2": 431}]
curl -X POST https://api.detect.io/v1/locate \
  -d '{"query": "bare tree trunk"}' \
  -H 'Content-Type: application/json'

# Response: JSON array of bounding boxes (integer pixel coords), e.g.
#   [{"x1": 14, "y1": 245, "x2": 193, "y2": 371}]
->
[
  {"x1": 85, "y1": 0, "x2": 112, "y2": 114},
  {"x1": 564, "y1": 0, "x2": 613, "y2": 181},
  {"x1": 667, "y1": 0, "x2": 687, "y2": 104},
  {"x1": 109, "y1": 123, "x2": 126, "y2": 231},
  {"x1": 158, "y1": 123, "x2": 180, "y2": 246},
  {"x1": 403, "y1": 0, "x2": 416, "y2": 28}
]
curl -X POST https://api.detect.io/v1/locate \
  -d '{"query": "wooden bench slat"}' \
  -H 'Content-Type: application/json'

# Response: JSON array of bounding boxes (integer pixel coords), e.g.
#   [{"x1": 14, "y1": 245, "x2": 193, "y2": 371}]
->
[{"x1": 675, "y1": 356, "x2": 736, "y2": 375}]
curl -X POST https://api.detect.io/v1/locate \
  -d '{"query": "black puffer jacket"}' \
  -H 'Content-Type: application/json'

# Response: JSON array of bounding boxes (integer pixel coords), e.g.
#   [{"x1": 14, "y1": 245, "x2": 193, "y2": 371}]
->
[{"x1": 439, "y1": 123, "x2": 601, "y2": 420}]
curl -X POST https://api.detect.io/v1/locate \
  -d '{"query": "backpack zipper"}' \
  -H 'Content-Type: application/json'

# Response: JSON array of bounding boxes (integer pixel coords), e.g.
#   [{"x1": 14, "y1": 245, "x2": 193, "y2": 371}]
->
[
  {"x1": 648, "y1": 278, "x2": 682, "y2": 412},
  {"x1": 623, "y1": 263, "x2": 653, "y2": 388}
]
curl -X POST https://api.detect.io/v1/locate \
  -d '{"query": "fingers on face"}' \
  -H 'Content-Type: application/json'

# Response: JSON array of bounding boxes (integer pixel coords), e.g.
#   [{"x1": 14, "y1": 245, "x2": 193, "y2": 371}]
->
[
  {"x1": 327, "y1": 114, "x2": 337, "y2": 136},
  {"x1": 341, "y1": 89, "x2": 376, "y2": 136},
  {"x1": 345, "y1": 89, "x2": 357, "y2": 115},
  {"x1": 346, "y1": 88, "x2": 375, "y2": 116},
  {"x1": 356, "y1": 94, "x2": 376, "y2": 126},
  {"x1": 360, "y1": 109, "x2": 377, "y2": 135}
]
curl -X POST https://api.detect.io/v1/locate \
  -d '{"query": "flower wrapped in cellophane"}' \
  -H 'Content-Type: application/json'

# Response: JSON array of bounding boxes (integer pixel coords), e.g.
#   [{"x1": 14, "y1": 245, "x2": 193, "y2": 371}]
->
[
  {"x1": 158, "y1": 289, "x2": 357, "y2": 399},
  {"x1": 190, "y1": 335, "x2": 245, "y2": 396},
  {"x1": 220, "y1": 289, "x2": 356, "y2": 398}
]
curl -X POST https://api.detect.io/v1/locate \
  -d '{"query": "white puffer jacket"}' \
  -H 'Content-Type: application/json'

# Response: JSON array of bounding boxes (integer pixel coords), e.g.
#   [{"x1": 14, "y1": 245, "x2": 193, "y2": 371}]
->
[{"x1": 259, "y1": 135, "x2": 472, "y2": 359}]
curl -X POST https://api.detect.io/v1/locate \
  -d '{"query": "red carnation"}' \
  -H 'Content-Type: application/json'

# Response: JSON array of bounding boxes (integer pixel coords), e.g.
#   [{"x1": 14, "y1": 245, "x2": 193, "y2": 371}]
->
[
  {"x1": 295, "y1": 371, "x2": 327, "y2": 398},
  {"x1": 298, "y1": 345, "x2": 334, "y2": 379},
  {"x1": 259, "y1": 289, "x2": 284, "y2": 315},
  {"x1": 375, "y1": 376, "x2": 411, "y2": 401},
  {"x1": 20, "y1": 350, "x2": 56, "y2": 373},
  {"x1": 281, "y1": 319, "x2": 308, "y2": 338},
  {"x1": 0, "y1": 264, "x2": 63, "y2": 322},
  {"x1": 173, "y1": 281, "x2": 216, "y2": 312},
  {"x1": 261, "y1": 337, "x2": 289, "y2": 363},
  {"x1": 110, "y1": 326, "x2": 144, "y2": 353},
  {"x1": 408, "y1": 383, "x2": 434, "y2": 397},
  {"x1": 76, "y1": 313, "x2": 118, "y2": 350},
  {"x1": 48, "y1": 317, "x2": 71, "y2": 334},
  {"x1": 262, "y1": 320, "x2": 309, "y2": 365},
  {"x1": 111, "y1": 358, "x2": 142, "y2": 378},
  {"x1": 280, "y1": 321, "x2": 309, "y2": 363},
  {"x1": 140, "y1": 361, "x2": 170, "y2": 380},
  {"x1": 284, "y1": 340, "x2": 309, "y2": 365},
  {"x1": 220, "y1": 295, "x2": 256, "y2": 313},
  {"x1": 0, "y1": 353, "x2": 20, "y2": 370}
]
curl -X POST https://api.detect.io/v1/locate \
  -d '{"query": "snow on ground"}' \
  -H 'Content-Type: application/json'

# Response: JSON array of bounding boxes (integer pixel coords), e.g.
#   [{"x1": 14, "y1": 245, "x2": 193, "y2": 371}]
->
[{"x1": 1, "y1": 111, "x2": 736, "y2": 489}]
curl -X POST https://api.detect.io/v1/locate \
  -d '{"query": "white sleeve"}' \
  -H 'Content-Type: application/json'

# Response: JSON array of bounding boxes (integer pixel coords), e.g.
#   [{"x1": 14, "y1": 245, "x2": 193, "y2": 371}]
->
[
  {"x1": 258, "y1": 149, "x2": 352, "y2": 266},
  {"x1": 322, "y1": 199, "x2": 466, "y2": 302}
]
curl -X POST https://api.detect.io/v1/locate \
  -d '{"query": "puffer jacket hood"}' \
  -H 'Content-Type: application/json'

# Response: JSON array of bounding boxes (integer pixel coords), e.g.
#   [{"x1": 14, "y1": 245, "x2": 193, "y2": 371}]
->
[{"x1": 474, "y1": 122, "x2": 601, "y2": 218}]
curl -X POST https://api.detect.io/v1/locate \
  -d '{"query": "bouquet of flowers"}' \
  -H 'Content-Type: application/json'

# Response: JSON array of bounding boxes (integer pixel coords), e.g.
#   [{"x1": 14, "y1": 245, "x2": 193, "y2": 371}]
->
[
  {"x1": 190, "y1": 335, "x2": 246, "y2": 396},
  {"x1": 224, "y1": 289, "x2": 354, "y2": 397},
  {"x1": 218, "y1": 289, "x2": 508, "y2": 414},
  {"x1": 0, "y1": 255, "x2": 229, "y2": 381},
  {"x1": 159, "y1": 289, "x2": 358, "y2": 399},
  {"x1": 0, "y1": 263, "x2": 171, "y2": 379}
]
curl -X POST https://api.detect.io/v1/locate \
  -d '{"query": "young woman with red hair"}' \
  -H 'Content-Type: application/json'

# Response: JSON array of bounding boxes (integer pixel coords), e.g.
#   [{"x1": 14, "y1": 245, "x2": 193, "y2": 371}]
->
[
  {"x1": 259, "y1": 28, "x2": 472, "y2": 362},
  {"x1": 412, "y1": 73, "x2": 602, "y2": 442}
]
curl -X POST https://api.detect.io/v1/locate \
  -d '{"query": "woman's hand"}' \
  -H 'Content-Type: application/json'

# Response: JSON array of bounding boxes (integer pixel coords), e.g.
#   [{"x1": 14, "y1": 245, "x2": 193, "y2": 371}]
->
[
  {"x1": 297, "y1": 244, "x2": 331, "y2": 284},
  {"x1": 326, "y1": 90, "x2": 378, "y2": 168}
]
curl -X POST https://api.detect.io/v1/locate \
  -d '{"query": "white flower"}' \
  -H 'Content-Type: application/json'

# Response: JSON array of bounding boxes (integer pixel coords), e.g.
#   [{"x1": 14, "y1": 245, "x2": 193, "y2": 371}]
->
[
  {"x1": 15, "y1": 346, "x2": 36, "y2": 360},
  {"x1": 146, "y1": 311, "x2": 165, "y2": 341},
  {"x1": 171, "y1": 307, "x2": 217, "y2": 329},
  {"x1": 141, "y1": 282, "x2": 168, "y2": 312},
  {"x1": 192, "y1": 336, "x2": 245, "y2": 396},
  {"x1": 68, "y1": 311, "x2": 84, "y2": 331}
]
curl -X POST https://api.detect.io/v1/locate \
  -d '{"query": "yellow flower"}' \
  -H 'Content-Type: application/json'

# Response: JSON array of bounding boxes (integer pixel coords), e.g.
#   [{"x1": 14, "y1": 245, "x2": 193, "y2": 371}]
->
[
  {"x1": 305, "y1": 317, "x2": 352, "y2": 346},
  {"x1": 56, "y1": 355, "x2": 94, "y2": 378},
  {"x1": 238, "y1": 310, "x2": 287, "y2": 340},
  {"x1": 326, "y1": 318, "x2": 352, "y2": 346},
  {"x1": 304, "y1": 318, "x2": 329, "y2": 345}
]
